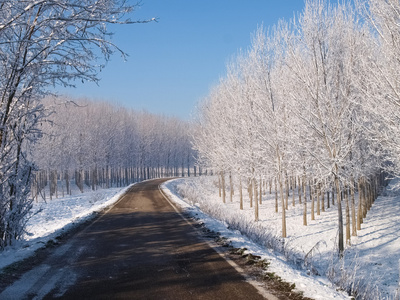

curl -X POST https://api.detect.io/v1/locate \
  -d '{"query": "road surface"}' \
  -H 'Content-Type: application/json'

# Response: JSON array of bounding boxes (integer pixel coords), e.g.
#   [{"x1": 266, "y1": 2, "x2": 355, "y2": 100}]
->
[{"x1": 0, "y1": 178, "x2": 274, "y2": 299}]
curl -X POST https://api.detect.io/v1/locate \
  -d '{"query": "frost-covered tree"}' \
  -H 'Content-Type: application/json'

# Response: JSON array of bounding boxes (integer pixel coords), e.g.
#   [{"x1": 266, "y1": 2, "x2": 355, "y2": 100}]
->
[
  {"x1": 32, "y1": 97, "x2": 196, "y2": 195},
  {"x1": 284, "y1": 0, "x2": 376, "y2": 252},
  {"x1": 0, "y1": 0, "x2": 153, "y2": 248},
  {"x1": 354, "y1": 0, "x2": 400, "y2": 180},
  {"x1": 193, "y1": 0, "x2": 388, "y2": 255}
]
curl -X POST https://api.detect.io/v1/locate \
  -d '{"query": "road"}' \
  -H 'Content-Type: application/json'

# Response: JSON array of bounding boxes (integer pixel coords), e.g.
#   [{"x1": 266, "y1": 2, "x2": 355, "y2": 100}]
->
[{"x1": 0, "y1": 178, "x2": 274, "y2": 299}]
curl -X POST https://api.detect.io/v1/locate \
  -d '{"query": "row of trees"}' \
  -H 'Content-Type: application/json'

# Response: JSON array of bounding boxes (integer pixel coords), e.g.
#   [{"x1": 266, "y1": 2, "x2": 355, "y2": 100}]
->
[
  {"x1": 0, "y1": 0, "x2": 153, "y2": 249},
  {"x1": 193, "y1": 0, "x2": 400, "y2": 254},
  {"x1": 31, "y1": 97, "x2": 197, "y2": 200}
]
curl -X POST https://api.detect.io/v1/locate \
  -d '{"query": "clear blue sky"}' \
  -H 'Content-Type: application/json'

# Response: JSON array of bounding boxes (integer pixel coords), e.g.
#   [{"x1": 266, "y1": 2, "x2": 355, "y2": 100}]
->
[{"x1": 57, "y1": 1, "x2": 309, "y2": 119}]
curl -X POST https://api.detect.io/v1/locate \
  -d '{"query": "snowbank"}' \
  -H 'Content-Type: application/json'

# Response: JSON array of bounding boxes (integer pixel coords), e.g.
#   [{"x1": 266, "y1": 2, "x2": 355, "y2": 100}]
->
[
  {"x1": 162, "y1": 176, "x2": 400, "y2": 300},
  {"x1": 0, "y1": 184, "x2": 131, "y2": 270}
]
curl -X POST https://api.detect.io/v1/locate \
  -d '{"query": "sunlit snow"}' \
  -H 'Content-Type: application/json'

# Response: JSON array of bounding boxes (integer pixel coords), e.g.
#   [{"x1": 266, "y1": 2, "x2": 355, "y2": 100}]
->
[
  {"x1": 163, "y1": 177, "x2": 400, "y2": 300},
  {"x1": 0, "y1": 177, "x2": 398, "y2": 300}
]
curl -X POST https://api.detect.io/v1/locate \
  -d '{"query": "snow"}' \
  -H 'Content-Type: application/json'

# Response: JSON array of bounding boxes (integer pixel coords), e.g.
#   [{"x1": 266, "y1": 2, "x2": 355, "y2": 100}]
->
[
  {"x1": 0, "y1": 176, "x2": 398, "y2": 300},
  {"x1": 0, "y1": 184, "x2": 131, "y2": 270},
  {"x1": 162, "y1": 176, "x2": 400, "y2": 300},
  {"x1": 345, "y1": 182, "x2": 400, "y2": 299}
]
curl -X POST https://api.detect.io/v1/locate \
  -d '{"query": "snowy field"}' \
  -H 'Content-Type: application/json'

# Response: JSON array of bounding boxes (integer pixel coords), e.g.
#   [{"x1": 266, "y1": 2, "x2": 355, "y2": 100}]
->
[
  {"x1": 0, "y1": 177, "x2": 398, "y2": 300},
  {"x1": 0, "y1": 184, "x2": 130, "y2": 270},
  {"x1": 162, "y1": 177, "x2": 400, "y2": 300}
]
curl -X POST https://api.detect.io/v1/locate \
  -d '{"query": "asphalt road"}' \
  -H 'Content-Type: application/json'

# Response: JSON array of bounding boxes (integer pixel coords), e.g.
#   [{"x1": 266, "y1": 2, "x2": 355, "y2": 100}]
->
[{"x1": 0, "y1": 178, "x2": 272, "y2": 299}]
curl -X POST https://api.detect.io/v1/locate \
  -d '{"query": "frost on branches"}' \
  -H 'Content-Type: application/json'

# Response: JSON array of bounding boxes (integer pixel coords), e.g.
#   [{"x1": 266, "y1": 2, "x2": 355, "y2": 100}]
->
[
  {"x1": 193, "y1": 0, "x2": 400, "y2": 256},
  {"x1": 0, "y1": 0, "x2": 150, "y2": 249},
  {"x1": 30, "y1": 97, "x2": 197, "y2": 199}
]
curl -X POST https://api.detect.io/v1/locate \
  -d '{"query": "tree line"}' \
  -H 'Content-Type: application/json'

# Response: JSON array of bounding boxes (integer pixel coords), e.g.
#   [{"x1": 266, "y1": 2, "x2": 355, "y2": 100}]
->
[
  {"x1": 31, "y1": 97, "x2": 197, "y2": 200},
  {"x1": 193, "y1": 0, "x2": 399, "y2": 254}
]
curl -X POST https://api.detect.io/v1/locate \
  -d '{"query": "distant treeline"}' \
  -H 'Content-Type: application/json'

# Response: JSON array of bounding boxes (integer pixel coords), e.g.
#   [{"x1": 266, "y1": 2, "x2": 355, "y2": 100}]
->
[{"x1": 31, "y1": 97, "x2": 198, "y2": 200}]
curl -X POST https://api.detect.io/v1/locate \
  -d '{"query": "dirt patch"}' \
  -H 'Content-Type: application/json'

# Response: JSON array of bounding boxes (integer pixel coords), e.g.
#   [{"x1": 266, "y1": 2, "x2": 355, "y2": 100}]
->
[
  {"x1": 187, "y1": 213, "x2": 313, "y2": 300},
  {"x1": 226, "y1": 248, "x2": 312, "y2": 300}
]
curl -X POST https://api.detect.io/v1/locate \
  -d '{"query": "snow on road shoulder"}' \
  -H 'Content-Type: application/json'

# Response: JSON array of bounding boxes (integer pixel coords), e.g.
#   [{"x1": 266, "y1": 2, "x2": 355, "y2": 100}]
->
[
  {"x1": 0, "y1": 184, "x2": 132, "y2": 271},
  {"x1": 162, "y1": 178, "x2": 351, "y2": 300}
]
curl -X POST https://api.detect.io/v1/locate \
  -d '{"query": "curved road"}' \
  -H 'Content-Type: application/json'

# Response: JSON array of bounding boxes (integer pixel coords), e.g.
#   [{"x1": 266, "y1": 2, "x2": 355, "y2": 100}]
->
[{"x1": 1, "y1": 179, "x2": 272, "y2": 299}]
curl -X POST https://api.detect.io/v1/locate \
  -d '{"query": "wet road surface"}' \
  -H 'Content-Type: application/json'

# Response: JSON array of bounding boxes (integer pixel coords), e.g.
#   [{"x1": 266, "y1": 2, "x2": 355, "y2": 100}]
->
[{"x1": 1, "y1": 178, "x2": 271, "y2": 299}]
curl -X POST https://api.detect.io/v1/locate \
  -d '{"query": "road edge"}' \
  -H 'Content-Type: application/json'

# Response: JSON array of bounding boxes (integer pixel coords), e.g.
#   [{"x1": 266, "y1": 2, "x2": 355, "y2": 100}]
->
[{"x1": 158, "y1": 182, "x2": 279, "y2": 300}]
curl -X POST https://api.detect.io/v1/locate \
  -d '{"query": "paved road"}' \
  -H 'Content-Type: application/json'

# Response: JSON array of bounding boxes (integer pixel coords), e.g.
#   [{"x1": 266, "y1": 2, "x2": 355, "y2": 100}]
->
[{"x1": 1, "y1": 178, "x2": 271, "y2": 299}]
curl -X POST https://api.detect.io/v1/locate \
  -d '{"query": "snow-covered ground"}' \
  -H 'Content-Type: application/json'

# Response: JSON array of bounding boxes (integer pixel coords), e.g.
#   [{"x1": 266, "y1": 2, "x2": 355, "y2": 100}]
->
[
  {"x1": 162, "y1": 177, "x2": 400, "y2": 300},
  {"x1": 0, "y1": 184, "x2": 130, "y2": 270},
  {"x1": 0, "y1": 177, "x2": 398, "y2": 300}
]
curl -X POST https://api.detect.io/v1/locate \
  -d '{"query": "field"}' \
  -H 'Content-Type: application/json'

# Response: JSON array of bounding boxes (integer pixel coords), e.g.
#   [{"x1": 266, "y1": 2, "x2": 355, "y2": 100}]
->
[{"x1": 163, "y1": 176, "x2": 400, "y2": 299}]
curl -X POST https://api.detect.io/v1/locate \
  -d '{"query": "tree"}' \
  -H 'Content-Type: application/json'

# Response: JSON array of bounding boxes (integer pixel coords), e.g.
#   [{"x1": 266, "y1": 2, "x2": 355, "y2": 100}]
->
[
  {"x1": 193, "y1": 0, "x2": 387, "y2": 256},
  {"x1": 0, "y1": 0, "x2": 154, "y2": 248},
  {"x1": 279, "y1": 0, "x2": 381, "y2": 252},
  {"x1": 32, "y1": 96, "x2": 197, "y2": 196},
  {"x1": 354, "y1": 0, "x2": 400, "y2": 181}
]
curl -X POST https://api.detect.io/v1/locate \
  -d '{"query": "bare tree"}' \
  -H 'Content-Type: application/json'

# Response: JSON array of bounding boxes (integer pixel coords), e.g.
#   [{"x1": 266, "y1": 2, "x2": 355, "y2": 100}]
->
[
  {"x1": 0, "y1": 0, "x2": 154, "y2": 248},
  {"x1": 284, "y1": 0, "x2": 373, "y2": 253}
]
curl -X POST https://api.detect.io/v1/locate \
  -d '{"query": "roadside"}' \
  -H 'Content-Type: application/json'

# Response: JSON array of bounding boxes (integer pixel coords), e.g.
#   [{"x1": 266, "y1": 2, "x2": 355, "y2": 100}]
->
[
  {"x1": 161, "y1": 178, "x2": 352, "y2": 300},
  {"x1": 187, "y1": 212, "x2": 313, "y2": 300},
  {"x1": 159, "y1": 182, "x2": 315, "y2": 300},
  {"x1": 0, "y1": 179, "x2": 282, "y2": 299},
  {"x1": 0, "y1": 177, "x2": 354, "y2": 299},
  {"x1": 0, "y1": 185, "x2": 130, "y2": 271}
]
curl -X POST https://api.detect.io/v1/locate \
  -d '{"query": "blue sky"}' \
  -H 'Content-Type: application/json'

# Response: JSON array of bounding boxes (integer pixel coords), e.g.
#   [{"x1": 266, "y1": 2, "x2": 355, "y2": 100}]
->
[{"x1": 57, "y1": 1, "x2": 307, "y2": 119}]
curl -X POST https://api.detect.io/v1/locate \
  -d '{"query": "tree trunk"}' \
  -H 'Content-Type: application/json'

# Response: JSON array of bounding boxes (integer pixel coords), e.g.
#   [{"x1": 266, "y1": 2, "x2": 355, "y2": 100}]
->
[
  {"x1": 298, "y1": 176, "x2": 302, "y2": 204},
  {"x1": 316, "y1": 182, "x2": 321, "y2": 216},
  {"x1": 311, "y1": 181, "x2": 315, "y2": 221},
  {"x1": 254, "y1": 178, "x2": 259, "y2": 222},
  {"x1": 221, "y1": 171, "x2": 226, "y2": 203},
  {"x1": 335, "y1": 175, "x2": 344, "y2": 254},
  {"x1": 279, "y1": 173, "x2": 287, "y2": 238},
  {"x1": 321, "y1": 181, "x2": 325, "y2": 212},
  {"x1": 49, "y1": 170, "x2": 52, "y2": 200},
  {"x1": 285, "y1": 173, "x2": 289, "y2": 210},
  {"x1": 351, "y1": 177, "x2": 357, "y2": 237},
  {"x1": 367, "y1": 180, "x2": 373, "y2": 212},
  {"x1": 362, "y1": 177, "x2": 368, "y2": 219},
  {"x1": 91, "y1": 167, "x2": 96, "y2": 191},
  {"x1": 345, "y1": 184, "x2": 351, "y2": 245},
  {"x1": 292, "y1": 176, "x2": 296, "y2": 207},
  {"x1": 239, "y1": 177, "x2": 243, "y2": 210},
  {"x1": 262, "y1": 179, "x2": 265, "y2": 195},
  {"x1": 218, "y1": 172, "x2": 222, "y2": 198},
  {"x1": 60, "y1": 170, "x2": 65, "y2": 198},
  {"x1": 357, "y1": 177, "x2": 363, "y2": 230},
  {"x1": 269, "y1": 179, "x2": 272, "y2": 194},
  {"x1": 229, "y1": 172, "x2": 234, "y2": 202},
  {"x1": 248, "y1": 178, "x2": 253, "y2": 208},
  {"x1": 275, "y1": 177, "x2": 278, "y2": 213},
  {"x1": 327, "y1": 189, "x2": 330, "y2": 209},
  {"x1": 303, "y1": 175, "x2": 307, "y2": 226}
]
